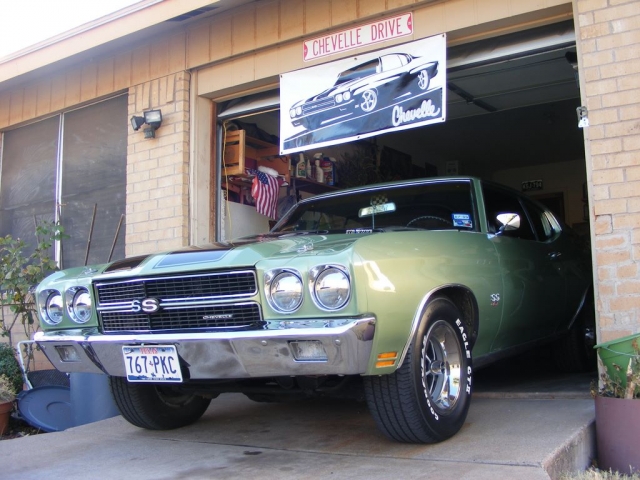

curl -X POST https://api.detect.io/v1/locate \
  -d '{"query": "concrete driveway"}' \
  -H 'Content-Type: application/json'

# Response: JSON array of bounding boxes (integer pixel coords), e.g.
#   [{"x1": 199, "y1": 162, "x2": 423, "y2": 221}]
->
[{"x1": 0, "y1": 353, "x2": 596, "y2": 480}]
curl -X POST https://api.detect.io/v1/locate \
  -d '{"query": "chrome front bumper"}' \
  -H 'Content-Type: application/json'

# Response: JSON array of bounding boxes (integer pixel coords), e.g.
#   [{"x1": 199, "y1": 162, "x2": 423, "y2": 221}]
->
[{"x1": 34, "y1": 316, "x2": 376, "y2": 380}]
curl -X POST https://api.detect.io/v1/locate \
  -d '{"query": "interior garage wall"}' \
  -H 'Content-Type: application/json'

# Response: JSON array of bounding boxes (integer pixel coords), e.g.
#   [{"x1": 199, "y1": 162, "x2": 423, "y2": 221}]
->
[{"x1": 573, "y1": 0, "x2": 640, "y2": 342}]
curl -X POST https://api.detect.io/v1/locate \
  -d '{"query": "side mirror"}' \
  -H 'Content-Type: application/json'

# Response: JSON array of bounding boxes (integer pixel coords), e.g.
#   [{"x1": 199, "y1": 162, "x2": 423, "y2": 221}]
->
[{"x1": 496, "y1": 213, "x2": 520, "y2": 235}]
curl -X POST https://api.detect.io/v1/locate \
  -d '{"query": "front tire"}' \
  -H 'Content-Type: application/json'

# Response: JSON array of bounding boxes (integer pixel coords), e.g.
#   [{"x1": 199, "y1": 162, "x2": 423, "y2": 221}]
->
[
  {"x1": 364, "y1": 296, "x2": 472, "y2": 443},
  {"x1": 109, "y1": 376, "x2": 212, "y2": 430}
]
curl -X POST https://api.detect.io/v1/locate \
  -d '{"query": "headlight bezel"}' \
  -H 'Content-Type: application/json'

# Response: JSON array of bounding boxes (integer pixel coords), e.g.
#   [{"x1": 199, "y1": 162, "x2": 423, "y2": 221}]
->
[
  {"x1": 40, "y1": 290, "x2": 64, "y2": 325},
  {"x1": 265, "y1": 268, "x2": 304, "y2": 314},
  {"x1": 66, "y1": 286, "x2": 92, "y2": 324},
  {"x1": 309, "y1": 264, "x2": 351, "y2": 311}
]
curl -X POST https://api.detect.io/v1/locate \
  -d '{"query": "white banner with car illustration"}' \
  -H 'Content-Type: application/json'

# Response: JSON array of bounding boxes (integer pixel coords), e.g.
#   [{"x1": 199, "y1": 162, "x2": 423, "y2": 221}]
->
[{"x1": 280, "y1": 34, "x2": 446, "y2": 154}]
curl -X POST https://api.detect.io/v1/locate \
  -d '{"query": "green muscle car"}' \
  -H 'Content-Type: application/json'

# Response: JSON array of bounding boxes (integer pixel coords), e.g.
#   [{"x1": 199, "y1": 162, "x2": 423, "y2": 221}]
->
[{"x1": 34, "y1": 177, "x2": 594, "y2": 443}]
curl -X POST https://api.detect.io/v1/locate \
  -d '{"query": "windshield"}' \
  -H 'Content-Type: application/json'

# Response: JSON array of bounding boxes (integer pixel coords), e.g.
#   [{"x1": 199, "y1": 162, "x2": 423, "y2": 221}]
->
[{"x1": 273, "y1": 181, "x2": 476, "y2": 234}]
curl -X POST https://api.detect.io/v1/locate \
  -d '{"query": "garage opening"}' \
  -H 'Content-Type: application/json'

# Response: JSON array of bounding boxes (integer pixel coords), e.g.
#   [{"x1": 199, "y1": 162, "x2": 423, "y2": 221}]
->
[{"x1": 215, "y1": 20, "x2": 586, "y2": 243}]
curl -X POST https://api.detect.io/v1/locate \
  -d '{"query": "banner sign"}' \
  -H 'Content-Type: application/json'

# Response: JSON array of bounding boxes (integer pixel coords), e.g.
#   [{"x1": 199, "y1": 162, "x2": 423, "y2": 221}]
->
[
  {"x1": 280, "y1": 34, "x2": 446, "y2": 155},
  {"x1": 303, "y1": 13, "x2": 413, "y2": 62}
]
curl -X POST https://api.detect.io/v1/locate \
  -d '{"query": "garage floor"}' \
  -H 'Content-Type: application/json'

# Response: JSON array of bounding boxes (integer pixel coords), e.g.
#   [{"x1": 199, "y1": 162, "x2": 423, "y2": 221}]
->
[{"x1": 0, "y1": 355, "x2": 597, "y2": 480}]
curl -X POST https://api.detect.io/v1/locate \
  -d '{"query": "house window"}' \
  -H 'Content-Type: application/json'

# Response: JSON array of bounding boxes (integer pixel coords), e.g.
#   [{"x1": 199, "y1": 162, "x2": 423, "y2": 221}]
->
[{"x1": 0, "y1": 95, "x2": 127, "y2": 267}]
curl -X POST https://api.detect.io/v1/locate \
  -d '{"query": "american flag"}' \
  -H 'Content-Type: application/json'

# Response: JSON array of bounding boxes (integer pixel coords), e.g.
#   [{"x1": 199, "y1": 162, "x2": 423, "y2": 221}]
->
[{"x1": 251, "y1": 170, "x2": 283, "y2": 220}]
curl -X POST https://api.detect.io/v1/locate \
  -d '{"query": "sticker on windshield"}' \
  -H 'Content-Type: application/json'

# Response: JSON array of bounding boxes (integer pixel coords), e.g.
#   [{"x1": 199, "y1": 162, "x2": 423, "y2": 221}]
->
[
  {"x1": 452, "y1": 213, "x2": 472, "y2": 228},
  {"x1": 347, "y1": 228, "x2": 373, "y2": 234}
]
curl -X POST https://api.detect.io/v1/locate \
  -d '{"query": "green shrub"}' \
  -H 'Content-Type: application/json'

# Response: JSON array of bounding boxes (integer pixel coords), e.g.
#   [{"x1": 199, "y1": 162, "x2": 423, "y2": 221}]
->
[{"x1": 0, "y1": 343, "x2": 23, "y2": 395}]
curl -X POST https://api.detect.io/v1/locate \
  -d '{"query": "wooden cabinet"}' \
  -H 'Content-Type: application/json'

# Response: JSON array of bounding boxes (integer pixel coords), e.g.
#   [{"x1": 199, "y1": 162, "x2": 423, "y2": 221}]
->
[{"x1": 223, "y1": 130, "x2": 289, "y2": 182}]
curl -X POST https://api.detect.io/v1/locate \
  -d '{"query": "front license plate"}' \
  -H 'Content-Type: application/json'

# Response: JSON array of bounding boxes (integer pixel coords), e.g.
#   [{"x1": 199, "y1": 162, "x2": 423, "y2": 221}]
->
[{"x1": 122, "y1": 345, "x2": 183, "y2": 383}]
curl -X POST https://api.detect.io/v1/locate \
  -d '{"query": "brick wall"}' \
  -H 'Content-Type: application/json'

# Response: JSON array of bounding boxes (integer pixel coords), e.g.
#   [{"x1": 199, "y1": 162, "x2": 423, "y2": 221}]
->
[
  {"x1": 126, "y1": 72, "x2": 191, "y2": 256},
  {"x1": 574, "y1": 0, "x2": 640, "y2": 342}
]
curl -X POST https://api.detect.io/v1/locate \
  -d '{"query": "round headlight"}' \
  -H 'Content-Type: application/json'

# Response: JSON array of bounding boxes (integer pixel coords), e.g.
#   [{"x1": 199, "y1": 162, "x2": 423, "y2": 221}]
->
[
  {"x1": 336, "y1": 93, "x2": 343, "y2": 103},
  {"x1": 290, "y1": 108, "x2": 296, "y2": 118},
  {"x1": 71, "y1": 289, "x2": 92, "y2": 324},
  {"x1": 45, "y1": 292, "x2": 64, "y2": 325},
  {"x1": 268, "y1": 270, "x2": 303, "y2": 313},
  {"x1": 343, "y1": 91, "x2": 351, "y2": 101},
  {"x1": 313, "y1": 267, "x2": 350, "y2": 310},
  {"x1": 296, "y1": 106, "x2": 302, "y2": 116}
]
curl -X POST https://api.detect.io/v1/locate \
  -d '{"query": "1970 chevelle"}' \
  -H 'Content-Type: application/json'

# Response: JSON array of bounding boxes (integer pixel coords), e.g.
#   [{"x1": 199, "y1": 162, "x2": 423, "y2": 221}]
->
[{"x1": 34, "y1": 177, "x2": 594, "y2": 443}]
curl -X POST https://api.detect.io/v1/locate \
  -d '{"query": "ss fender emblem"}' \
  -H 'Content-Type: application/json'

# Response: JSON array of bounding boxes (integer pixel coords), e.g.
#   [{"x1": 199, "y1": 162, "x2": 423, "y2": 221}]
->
[{"x1": 131, "y1": 298, "x2": 160, "y2": 313}]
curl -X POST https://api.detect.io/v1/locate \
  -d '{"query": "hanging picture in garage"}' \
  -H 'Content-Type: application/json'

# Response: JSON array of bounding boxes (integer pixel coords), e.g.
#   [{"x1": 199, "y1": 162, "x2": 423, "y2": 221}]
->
[{"x1": 280, "y1": 33, "x2": 446, "y2": 155}]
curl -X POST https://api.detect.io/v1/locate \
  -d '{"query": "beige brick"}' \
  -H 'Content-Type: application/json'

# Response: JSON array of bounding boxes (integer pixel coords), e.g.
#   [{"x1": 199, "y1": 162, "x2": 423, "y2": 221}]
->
[
  {"x1": 593, "y1": 184, "x2": 610, "y2": 200},
  {"x1": 576, "y1": 0, "x2": 609, "y2": 14},
  {"x1": 594, "y1": 2, "x2": 640, "y2": 23},
  {"x1": 618, "y1": 261, "x2": 639, "y2": 277},
  {"x1": 595, "y1": 214, "x2": 613, "y2": 234},
  {"x1": 609, "y1": 295, "x2": 640, "y2": 311},
  {"x1": 599, "y1": 283, "x2": 615, "y2": 296},
  {"x1": 597, "y1": 30, "x2": 640, "y2": 51},
  {"x1": 612, "y1": 14, "x2": 640, "y2": 33},
  {"x1": 615, "y1": 43, "x2": 640, "y2": 62},
  {"x1": 595, "y1": 233, "x2": 628, "y2": 248},
  {"x1": 590, "y1": 138, "x2": 623, "y2": 155},
  {"x1": 628, "y1": 166, "x2": 640, "y2": 181},
  {"x1": 612, "y1": 182, "x2": 640, "y2": 201},
  {"x1": 585, "y1": 77, "x2": 618, "y2": 96},
  {"x1": 581, "y1": 39, "x2": 598, "y2": 54},
  {"x1": 634, "y1": 244, "x2": 640, "y2": 261},
  {"x1": 588, "y1": 124, "x2": 605, "y2": 140},
  {"x1": 594, "y1": 198, "x2": 627, "y2": 215},
  {"x1": 583, "y1": 66, "x2": 601, "y2": 82},
  {"x1": 592, "y1": 168, "x2": 624, "y2": 184},
  {"x1": 618, "y1": 280, "x2": 640, "y2": 295},
  {"x1": 578, "y1": 12, "x2": 595, "y2": 26},
  {"x1": 602, "y1": 151, "x2": 639, "y2": 168},
  {"x1": 596, "y1": 249, "x2": 631, "y2": 265},
  {"x1": 580, "y1": 21, "x2": 612, "y2": 39},
  {"x1": 620, "y1": 104, "x2": 640, "y2": 121},
  {"x1": 600, "y1": 58, "x2": 640, "y2": 80},
  {"x1": 605, "y1": 120, "x2": 640, "y2": 137},
  {"x1": 589, "y1": 108, "x2": 620, "y2": 125},
  {"x1": 618, "y1": 73, "x2": 640, "y2": 92},
  {"x1": 598, "y1": 264, "x2": 614, "y2": 280},
  {"x1": 627, "y1": 198, "x2": 640, "y2": 212},
  {"x1": 613, "y1": 213, "x2": 640, "y2": 229},
  {"x1": 623, "y1": 136, "x2": 640, "y2": 152}
]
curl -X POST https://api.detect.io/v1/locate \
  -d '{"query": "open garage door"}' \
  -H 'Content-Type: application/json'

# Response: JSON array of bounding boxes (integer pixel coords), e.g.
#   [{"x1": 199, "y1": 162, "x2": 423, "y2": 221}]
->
[{"x1": 216, "y1": 20, "x2": 586, "y2": 240}]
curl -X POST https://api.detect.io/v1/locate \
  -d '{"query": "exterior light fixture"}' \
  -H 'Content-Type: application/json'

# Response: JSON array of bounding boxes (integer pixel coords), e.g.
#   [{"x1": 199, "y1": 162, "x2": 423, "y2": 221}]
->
[{"x1": 130, "y1": 109, "x2": 163, "y2": 138}]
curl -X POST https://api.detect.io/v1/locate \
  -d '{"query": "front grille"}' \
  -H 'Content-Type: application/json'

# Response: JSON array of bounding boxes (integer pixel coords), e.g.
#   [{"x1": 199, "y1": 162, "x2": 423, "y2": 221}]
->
[
  {"x1": 302, "y1": 98, "x2": 336, "y2": 114},
  {"x1": 95, "y1": 270, "x2": 262, "y2": 333},
  {"x1": 96, "y1": 270, "x2": 256, "y2": 304},
  {"x1": 100, "y1": 303, "x2": 263, "y2": 333}
]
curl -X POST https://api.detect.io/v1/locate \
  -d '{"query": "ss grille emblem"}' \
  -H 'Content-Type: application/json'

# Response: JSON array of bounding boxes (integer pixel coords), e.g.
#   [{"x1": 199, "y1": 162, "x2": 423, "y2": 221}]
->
[{"x1": 131, "y1": 298, "x2": 160, "y2": 314}]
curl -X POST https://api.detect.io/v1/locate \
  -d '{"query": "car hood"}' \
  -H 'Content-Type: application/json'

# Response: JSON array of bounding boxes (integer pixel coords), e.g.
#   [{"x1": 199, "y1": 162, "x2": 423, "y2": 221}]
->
[{"x1": 91, "y1": 232, "x2": 368, "y2": 280}]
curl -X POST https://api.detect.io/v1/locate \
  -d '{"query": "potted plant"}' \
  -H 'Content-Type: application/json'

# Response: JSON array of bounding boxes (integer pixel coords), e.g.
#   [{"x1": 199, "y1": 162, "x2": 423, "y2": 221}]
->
[
  {"x1": 593, "y1": 333, "x2": 640, "y2": 474},
  {"x1": 0, "y1": 374, "x2": 17, "y2": 436}
]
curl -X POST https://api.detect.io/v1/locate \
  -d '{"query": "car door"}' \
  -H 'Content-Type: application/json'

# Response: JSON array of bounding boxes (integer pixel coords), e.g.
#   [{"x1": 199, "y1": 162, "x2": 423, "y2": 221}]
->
[{"x1": 482, "y1": 183, "x2": 566, "y2": 352}]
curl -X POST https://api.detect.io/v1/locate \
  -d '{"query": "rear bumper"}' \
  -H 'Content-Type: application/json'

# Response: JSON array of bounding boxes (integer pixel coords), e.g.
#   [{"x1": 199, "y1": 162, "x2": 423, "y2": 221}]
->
[{"x1": 34, "y1": 315, "x2": 376, "y2": 380}]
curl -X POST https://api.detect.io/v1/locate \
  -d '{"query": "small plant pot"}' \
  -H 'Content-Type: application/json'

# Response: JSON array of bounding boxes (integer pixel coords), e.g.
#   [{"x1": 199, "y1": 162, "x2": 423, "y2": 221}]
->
[
  {"x1": 595, "y1": 332, "x2": 640, "y2": 389},
  {"x1": 0, "y1": 400, "x2": 13, "y2": 436},
  {"x1": 595, "y1": 395, "x2": 640, "y2": 473}
]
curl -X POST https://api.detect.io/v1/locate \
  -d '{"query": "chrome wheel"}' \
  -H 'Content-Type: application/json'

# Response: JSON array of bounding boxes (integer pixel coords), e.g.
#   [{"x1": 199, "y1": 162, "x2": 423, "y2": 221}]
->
[
  {"x1": 417, "y1": 70, "x2": 430, "y2": 90},
  {"x1": 360, "y1": 90, "x2": 378, "y2": 112},
  {"x1": 421, "y1": 319, "x2": 462, "y2": 411}
]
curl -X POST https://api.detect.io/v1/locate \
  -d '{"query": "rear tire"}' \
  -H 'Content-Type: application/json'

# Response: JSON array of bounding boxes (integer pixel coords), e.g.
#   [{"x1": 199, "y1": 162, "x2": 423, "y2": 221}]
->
[
  {"x1": 364, "y1": 296, "x2": 472, "y2": 443},
  {"x1": 109, "y1": 376, "x2": 212, "y2": 430},
  {"x1": 552, "y1": 298, "x2": 597, "y2": 372}
]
